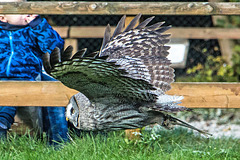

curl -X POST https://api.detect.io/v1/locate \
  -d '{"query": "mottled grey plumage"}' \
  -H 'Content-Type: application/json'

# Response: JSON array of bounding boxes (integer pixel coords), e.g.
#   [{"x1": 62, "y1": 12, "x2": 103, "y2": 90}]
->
[{"x1": 43, "y1": 14, "x2": 210, "y2": 135}]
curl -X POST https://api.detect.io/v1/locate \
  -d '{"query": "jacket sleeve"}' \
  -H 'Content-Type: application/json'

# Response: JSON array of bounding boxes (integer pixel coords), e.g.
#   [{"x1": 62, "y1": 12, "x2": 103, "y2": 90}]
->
[{"x1": 28, "y1": 16, "x2": 64, "y2": 54}]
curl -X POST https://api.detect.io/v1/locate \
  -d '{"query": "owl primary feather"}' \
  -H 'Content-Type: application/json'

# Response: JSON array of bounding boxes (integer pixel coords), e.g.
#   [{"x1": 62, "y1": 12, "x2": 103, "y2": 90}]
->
[{"x1": 43, "y1": 14, "x2": 210, "y2": 136}]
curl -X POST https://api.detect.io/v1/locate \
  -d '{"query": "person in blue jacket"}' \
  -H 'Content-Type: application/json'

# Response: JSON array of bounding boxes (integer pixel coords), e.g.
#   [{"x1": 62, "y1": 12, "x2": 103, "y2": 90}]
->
[{"x1": 0, "y1": 5, "x2": 68, "y2": 146}]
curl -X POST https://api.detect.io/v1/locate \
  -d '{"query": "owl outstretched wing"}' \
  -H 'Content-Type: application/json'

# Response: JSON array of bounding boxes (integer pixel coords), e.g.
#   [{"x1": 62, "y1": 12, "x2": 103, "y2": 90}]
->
[
  {"x1": 43, "y1": 14, "x2": 186, "y2": 111},
  {"x1": 100, "y1": 14, "x2": 174, "y2": 92},
  {"x1": 44, "y1": 47, "x2": 157, "y2": 104}
]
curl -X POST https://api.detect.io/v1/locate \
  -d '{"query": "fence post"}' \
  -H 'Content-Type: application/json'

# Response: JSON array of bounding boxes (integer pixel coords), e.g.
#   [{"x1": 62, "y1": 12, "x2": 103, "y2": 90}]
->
[{"x1": 209, "y1": 0, "x2": 234, "y2": 65}]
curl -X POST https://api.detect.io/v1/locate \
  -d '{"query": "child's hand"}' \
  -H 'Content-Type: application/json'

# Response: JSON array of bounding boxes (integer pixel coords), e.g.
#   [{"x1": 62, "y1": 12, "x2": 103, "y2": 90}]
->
[{"x1": 25, "y1": 14, "x2": 38, "y2": 24}]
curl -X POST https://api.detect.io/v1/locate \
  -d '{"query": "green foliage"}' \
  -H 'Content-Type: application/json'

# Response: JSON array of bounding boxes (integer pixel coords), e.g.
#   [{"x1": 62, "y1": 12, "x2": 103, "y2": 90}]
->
[
  {"x1": 212, "y1": 0, "x2": 240, "y2": 82},
  {"x1": 186, "y1": 56, "x2": 238, "y2": 82},
  {"x1": 0, "y1": 129, "x2": 239, "y2": 160},
  {"x1": 184, "y1": 0, "x2": 240, "y2": 83},
  {"x1": 232, "y1": 45, "x2": 240, "y2": 76},
  {"x1": 215, "y1": 16, "x2": 240, "y2": 28},
  {"x1": 215, "y1": 0, "x2": 240, "y2": 28}
]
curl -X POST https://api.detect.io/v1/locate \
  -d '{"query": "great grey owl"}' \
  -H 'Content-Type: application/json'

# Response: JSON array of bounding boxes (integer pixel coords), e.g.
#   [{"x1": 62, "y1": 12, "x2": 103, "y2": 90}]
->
[{"x1": 43, "y1": 14, "x2": 210, "y2": 135}]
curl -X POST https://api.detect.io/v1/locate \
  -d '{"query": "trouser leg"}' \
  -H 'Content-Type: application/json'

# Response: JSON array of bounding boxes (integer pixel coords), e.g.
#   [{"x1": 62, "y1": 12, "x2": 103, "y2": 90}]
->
[
  {"x1": 0, "y1": 106, "x2": 17, "y2": 139},
  {"x1": 42, "y1": 107, "x2": 68, "y2": 146},
  {"x1": 41, "y1": 74, "x2": 69, "y2": 145}
]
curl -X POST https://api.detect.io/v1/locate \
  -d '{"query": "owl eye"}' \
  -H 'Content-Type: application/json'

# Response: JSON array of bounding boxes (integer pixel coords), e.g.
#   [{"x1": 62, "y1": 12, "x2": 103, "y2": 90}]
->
[{"x1": 70, "y1": 108, "x2": 75, "y2": 114}]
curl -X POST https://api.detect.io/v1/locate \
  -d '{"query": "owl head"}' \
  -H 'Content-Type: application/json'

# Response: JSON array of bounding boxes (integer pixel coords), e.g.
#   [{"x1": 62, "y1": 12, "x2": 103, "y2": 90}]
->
[{"x1": 66, "y1": 96, "x2": 80, "y2": 129}]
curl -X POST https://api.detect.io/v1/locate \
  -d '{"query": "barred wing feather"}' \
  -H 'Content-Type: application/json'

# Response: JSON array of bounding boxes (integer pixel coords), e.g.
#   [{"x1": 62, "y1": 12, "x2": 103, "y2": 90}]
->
[{"x1": 100, "y1": 14, "x2": 174, "y2": 92}]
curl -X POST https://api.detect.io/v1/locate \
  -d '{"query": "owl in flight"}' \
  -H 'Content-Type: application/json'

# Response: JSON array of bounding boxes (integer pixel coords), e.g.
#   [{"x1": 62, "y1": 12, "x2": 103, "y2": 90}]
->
[{"x1": 43, "y1": 14, "x2": 210, "y2": 136}]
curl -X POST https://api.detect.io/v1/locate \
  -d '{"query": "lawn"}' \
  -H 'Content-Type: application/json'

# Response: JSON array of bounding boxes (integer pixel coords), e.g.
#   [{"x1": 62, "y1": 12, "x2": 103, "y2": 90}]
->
[{"x1": 0, "y1": 128, "x2": 239, "y2": 160}]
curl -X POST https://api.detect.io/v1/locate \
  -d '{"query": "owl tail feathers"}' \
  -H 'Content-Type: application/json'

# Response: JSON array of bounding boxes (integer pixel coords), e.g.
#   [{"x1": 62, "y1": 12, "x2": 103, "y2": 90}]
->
[
  {"x1": 154, "y1": 95, "x2": 191, "y2": 112},
  {"x1": 162, "y1": 114, "x2": 212, "y2": 137}
]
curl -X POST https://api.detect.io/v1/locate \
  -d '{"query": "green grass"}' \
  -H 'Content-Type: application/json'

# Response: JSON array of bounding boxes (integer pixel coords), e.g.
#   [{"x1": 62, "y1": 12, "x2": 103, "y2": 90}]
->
[{"x1": 0, "y1": 128, "x2": 239, "y2": 160}]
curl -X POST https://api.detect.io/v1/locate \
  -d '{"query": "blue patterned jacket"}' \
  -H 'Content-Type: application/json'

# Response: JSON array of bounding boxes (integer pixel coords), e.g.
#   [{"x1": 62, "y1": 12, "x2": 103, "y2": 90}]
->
[{"x1": 0, "y1": 16, "x2": 64, "y2": 81}]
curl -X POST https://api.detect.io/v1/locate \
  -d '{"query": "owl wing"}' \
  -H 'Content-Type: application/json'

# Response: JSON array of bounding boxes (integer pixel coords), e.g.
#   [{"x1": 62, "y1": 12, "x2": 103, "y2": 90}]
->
[
  {"x1": 43, "y1": 49, "x2": 157, "y2": 104},
  {"x1": 100, "y1": 14, "x2": 174, "y2": 92},
  {"x1": 43, "y1": 15, "x2": 181, "y2": 108}
]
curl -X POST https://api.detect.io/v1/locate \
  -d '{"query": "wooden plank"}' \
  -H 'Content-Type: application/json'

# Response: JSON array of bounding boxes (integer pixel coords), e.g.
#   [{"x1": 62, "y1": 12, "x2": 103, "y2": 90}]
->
[
  {"x1": 0, "y1": 81, "x2": 240, "y2": 108},
  {"x1": 64, "y1": 39, "x2": 78, "y2": 54},
  {"x1": 216, "y1": 39, "x2": 234, "y2": 65},
  {"x1": 168, "y1": 28, "x2": 240, "y2": 39},
  {"x1": 167, "y1": 83, "x2": 240, "y2": 109},
  {"x1": 125, "y1": 16, "x2": 139, "y2": 28},
  {"x1": 69, "y1": 26, "x2": 113, "y2": 38},
  {"x1": 0, "y1": 81, "x2": 78, "y2": 107},
  {"x1": 0, "y1": 2, "x2": 240, "y2": 15},
  {"x1": 66, "y1": 27, "x2": 240, "y2": 39},
  {"x1": 52, "y1": 26, "x2": 69, "y2": 38}
]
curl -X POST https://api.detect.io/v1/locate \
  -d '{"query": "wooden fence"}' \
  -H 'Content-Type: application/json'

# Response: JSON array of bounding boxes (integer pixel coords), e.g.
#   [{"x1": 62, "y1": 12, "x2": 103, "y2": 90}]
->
[
  {"x1": 1, "y1": 81, "x2": 240, "y2": 108},
  {"x1": 1, "y1": 2, "x2": 240, "y2": 15},
  {"x1": 53, "y1": 26, "x2": 240, "y2": 39},
  {"x1": 0, "y1": 1, "x2": 240, "y2": 134}
]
